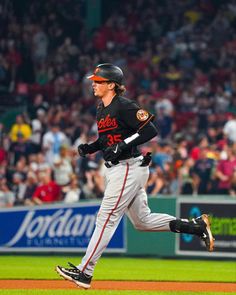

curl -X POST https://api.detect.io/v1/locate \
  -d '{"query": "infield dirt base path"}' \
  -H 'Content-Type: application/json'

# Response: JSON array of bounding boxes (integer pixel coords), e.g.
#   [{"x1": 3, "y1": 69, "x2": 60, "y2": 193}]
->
[{"x1": 0, "y1": 280, "x2": 236, "y2": 292}]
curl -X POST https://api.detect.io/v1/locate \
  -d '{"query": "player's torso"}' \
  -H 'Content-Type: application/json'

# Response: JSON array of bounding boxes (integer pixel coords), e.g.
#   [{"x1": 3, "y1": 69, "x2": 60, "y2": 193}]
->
[{"x1": 96, "y1": 97, "x2": 135, "y2": 150}]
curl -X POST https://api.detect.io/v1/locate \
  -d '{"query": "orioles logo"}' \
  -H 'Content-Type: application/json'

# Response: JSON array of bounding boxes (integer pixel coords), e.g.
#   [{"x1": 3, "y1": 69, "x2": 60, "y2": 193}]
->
[
  {"x1": 97, "y1": 114, "x2": 118, "y2": 132},
  {"x1": 136, "y1": 109, "x2": 149, "y2": 121}
]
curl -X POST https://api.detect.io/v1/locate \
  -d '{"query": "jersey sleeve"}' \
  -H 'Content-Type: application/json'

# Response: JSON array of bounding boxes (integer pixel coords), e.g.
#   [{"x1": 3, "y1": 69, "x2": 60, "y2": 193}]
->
[{"x1": 119, "y1": 101, "x2": 155, "y2": 131}]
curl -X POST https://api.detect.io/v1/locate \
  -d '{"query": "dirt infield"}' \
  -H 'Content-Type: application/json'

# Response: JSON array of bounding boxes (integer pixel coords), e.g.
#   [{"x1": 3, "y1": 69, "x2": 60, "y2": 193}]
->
[{"x1": 0, "y1": 280, "x2": 235, "y2": 292}]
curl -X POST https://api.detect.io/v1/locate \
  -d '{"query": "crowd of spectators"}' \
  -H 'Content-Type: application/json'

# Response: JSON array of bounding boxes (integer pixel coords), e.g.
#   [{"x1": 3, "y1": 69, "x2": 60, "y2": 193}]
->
[{"x1": 0, "y1": 0, "x2": 236, "y2": 207}]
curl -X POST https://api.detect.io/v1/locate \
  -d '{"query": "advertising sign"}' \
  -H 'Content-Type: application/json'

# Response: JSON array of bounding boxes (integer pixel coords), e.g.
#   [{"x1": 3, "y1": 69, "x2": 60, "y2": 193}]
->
[
  {"x1": 176, "y1": 199, "x2": 236, "y2": 258},
  {"x1": 0, "y1": 202, "x2": 126, "y2": 253}
]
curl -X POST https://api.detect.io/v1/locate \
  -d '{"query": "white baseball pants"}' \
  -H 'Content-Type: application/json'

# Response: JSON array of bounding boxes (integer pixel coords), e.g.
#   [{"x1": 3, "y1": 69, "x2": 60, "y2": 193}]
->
[{"x1": 78, "y1": 156, "x2": 176, "y2": 275}]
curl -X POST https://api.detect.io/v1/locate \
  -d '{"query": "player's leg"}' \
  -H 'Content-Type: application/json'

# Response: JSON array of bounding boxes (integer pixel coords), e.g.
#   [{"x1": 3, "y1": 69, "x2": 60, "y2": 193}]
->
[
  {"x1": 126, "y1": 166, "x2": 214, "y2": 251},
  {"x1": 126, "y1": 186, "x2": 176, "y2": 231},
  {"x1": 76, "y1": 163, "x2": 135, "y2": 276},
  {"x1": 127, "y1": 187, "x2": 214, "y2": 251},
  {"x1": 56, "y1": 162, "x2": 139, "y2": 287},
  {"x1": 126, "y1": 165, "x2": 175, "y2": 231}
]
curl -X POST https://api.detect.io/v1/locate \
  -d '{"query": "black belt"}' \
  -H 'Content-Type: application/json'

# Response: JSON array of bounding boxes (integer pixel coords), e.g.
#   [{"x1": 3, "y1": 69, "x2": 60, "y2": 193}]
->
[
  {"x1": 104, "y1": 161, "x2": 119, "y2": 168},
  {"x1": 104, "y1": 153, "x2": 151, "y2": 168},
  {"x1": 104, "y1": 154, "x2": 140, "y2": 168}
]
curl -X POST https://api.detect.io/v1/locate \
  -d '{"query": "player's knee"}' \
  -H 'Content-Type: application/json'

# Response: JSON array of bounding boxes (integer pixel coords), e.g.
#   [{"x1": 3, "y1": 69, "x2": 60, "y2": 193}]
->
[
  {"x1": 132, "y1": 219, "x2": 149, "y2": 231},
  {"x1": 96, "y1": 218, "x2": 115, "y2": 228},
  {"x1": 96, "y1": 210, "x2": 118, "y2": 228}
]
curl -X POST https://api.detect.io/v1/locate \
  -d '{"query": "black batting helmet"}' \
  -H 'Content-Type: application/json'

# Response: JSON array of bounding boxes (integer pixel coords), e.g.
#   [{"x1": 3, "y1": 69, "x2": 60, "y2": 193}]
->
[{"x1": 87, "y1": 63, "x2": 124, "y2": 85}]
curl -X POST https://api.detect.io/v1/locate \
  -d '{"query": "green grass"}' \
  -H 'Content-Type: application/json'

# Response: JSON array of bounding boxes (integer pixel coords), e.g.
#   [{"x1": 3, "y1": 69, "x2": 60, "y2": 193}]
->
[
  {"x1": 0, "y1": 256, "x2": 235, "y2": 294},
  {"x1": 0, "y1": 255, "x2": 235, "y2": 283},
  {"x1": 0, "y1": 291, "x2": 234, "y2": 295}
]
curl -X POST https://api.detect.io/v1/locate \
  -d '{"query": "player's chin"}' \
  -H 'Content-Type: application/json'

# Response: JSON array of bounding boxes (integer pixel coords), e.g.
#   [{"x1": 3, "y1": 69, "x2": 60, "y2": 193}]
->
[{"x1": 93, "y1": 91, "x2": 100, "y2": 97}]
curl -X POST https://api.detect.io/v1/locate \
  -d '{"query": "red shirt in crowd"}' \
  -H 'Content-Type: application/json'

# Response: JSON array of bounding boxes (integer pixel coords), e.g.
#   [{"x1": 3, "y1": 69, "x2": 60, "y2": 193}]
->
[
  {"x1": 33, "y1": 181, "x2": 61, "y2": 203},
  {"x1": 216, "y1": 159, "x2": 236, "y2": 190},
  {"x1": 0, "y1": 148, "x2": 7, "y2": 164}
]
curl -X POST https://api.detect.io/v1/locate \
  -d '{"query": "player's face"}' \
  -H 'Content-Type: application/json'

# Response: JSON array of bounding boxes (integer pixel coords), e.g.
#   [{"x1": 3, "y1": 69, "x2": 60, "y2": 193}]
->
[{"x1": 92, "y1": 81, "x2": 113, "y2": 98}]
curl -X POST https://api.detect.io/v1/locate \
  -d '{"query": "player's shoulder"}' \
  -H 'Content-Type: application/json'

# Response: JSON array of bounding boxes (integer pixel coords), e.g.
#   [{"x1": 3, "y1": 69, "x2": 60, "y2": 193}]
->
[
  {"x1": 116, "y1": 95, "x2": 139, "y2": 109},
  {"x1": 116, "y1": 96, "x2": 155, "y2": 122}
]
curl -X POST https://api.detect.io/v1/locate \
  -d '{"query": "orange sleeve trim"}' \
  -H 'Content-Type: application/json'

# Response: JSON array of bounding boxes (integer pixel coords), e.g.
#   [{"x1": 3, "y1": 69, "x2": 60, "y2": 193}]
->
[{"x1": 138, "y1": 114, "x2": 155, "y2": 131}]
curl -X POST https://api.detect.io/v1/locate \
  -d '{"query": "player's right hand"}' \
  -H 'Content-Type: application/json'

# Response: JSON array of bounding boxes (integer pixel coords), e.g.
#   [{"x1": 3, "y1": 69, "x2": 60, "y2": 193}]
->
[{"x1": 77, "y1": 144, "x2": 90, "y2": 157}]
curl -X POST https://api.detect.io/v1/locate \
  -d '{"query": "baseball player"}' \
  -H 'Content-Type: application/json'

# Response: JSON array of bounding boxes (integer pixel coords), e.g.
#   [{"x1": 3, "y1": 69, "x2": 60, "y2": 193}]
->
[{"x1": 56, "y1": 63, "x2": 214, "y2": 289}]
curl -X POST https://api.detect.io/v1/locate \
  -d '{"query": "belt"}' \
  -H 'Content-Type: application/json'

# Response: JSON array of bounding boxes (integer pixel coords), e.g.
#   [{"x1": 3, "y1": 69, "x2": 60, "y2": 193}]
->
[
  {"x1": 104, "y1": 155, "x2": 143, "y2": 168},
  {"x1": 104, "y1": 152, "x2": 152, "y2": 168},
  {"x1": 104, "y1": 161, "x2": 118, "y2": 168}
]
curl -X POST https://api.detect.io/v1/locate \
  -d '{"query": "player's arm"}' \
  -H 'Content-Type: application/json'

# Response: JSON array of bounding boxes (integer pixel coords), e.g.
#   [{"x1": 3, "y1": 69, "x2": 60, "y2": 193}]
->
[
  {"x1": 123, "y1": 120, "x2": 157, "y2": 147},
  {"x1": 118, "y1": 102, "x2": 158, "y2": 148},
  {"x1": 78, "y1": 138, "x2": 100, "y2": 157}
]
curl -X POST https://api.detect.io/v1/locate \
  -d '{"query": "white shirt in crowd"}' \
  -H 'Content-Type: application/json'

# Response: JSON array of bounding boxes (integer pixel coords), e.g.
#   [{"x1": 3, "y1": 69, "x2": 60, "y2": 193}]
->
[
  {"x1": 0, "y1": 190, "x2": 15, "y2": 207},
  {"x1": 53, "y1": 157, "x2": 73, "y2": 186},
  {"x1": 223, "y1": 118, "x2": 236, "y2": 142},
  {"x1": 64, "y1": 188, "x2": 81, "y2": 203},
  {"x1": 42, "y1": 130, "x2": 69, "y2": 165}
]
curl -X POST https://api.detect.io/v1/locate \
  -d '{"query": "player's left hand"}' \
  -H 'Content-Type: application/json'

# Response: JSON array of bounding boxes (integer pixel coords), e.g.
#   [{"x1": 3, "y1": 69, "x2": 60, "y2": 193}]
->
[{"x1": 103, "y1": 142, "x2": 126, "y2": 162}]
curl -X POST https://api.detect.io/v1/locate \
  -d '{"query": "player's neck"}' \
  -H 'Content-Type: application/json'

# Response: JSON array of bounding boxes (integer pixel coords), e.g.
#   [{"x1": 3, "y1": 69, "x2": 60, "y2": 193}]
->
[{"x1": 101, "y1": 92, "x2": 116, "y2": 107}]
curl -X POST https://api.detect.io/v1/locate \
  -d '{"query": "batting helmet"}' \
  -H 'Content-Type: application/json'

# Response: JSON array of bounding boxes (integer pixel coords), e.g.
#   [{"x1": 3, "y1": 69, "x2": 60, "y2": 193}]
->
[{"x1": 87, "y1": 63, "x2": 124, "y2": 85}]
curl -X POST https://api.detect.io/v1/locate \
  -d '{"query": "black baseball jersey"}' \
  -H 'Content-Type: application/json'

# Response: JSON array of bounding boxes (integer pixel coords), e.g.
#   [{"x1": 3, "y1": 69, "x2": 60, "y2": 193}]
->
[{"x1": 96, "y1": 95, "x2": 154, "y2": 160}]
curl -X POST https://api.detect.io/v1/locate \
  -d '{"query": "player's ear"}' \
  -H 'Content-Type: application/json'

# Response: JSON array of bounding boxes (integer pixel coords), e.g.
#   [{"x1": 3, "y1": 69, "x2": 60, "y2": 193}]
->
[{"x1": 107, "y1": 82, "x2": 116, "y2": 90}]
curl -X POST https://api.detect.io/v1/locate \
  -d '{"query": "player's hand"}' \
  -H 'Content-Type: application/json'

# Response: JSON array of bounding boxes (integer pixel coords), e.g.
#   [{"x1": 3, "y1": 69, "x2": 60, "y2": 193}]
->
[
  {"x1": 140, "y1": 152, "x2": 152, "y2": 166},
  {"x1": 103, "y1": 142, "x2": 126, "y2": 162},
  {"x1": 77, "y1": 144, "x2": 90, "y2": 157}
]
